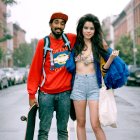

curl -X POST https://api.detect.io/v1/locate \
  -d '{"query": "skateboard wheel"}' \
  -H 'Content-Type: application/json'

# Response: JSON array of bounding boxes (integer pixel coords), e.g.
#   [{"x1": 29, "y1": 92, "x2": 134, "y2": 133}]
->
[{"x1": 20, "y1": 116, "x2": 27, "y2": 121}]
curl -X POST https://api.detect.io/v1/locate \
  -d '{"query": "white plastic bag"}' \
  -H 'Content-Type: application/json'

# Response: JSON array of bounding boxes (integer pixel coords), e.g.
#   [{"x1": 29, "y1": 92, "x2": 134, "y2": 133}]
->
[{"x1": 99, "y1": 87, "x2": 117, "y2": 128}]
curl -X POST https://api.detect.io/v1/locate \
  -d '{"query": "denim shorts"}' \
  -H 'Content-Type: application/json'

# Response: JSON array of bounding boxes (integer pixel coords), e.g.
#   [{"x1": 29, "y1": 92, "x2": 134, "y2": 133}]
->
[{"x1": 70, "y1": 73, "x2": 99, "y2": 100}]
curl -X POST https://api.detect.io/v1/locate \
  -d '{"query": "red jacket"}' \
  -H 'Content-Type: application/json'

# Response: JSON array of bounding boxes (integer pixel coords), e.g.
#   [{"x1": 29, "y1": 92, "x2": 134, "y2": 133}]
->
[{"x1": 27, "y1": 33, "x2": 76, "y2": 99}]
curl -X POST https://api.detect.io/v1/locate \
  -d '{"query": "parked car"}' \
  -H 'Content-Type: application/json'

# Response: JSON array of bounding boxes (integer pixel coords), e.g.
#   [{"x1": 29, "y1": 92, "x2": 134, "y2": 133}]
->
[
  {"x1": 2, "y1": 68, "x2": 15, "y2": 86},
  {"x1": 0, "y1": 69, "x2": 9, "y2": 89},
  {"x1": 17, "y1": 67, "x2": 28, "y2": 83},
  {"x1": 134, "y1": 68, "x2": 140, "y2": 85},
  {"x1": 126, "y1": 66, "x2": 140, "y2": 86},
  {"x1": 13, "y1": 70, "x2": 25, "y2": 84}
]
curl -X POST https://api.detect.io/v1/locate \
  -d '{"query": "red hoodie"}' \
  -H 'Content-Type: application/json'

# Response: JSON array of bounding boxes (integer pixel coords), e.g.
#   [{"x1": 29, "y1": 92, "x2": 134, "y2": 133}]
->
[{"x1": 27, "y1": 33, "x2": 76, "y2": 99}]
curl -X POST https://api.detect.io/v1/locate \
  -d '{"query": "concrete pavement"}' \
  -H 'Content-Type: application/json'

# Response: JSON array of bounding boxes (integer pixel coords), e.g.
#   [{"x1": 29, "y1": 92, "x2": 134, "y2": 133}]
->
[
  {"x1": 0, "y1": 84, "x2": 140, "y2": 140},
  {"x1": 33, "y1": 86, "x2": 140, "y2": 140}
]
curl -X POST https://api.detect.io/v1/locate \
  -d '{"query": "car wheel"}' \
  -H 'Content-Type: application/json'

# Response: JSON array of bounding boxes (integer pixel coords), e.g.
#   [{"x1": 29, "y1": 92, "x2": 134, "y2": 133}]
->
[
  {"x1": 0, "y1": 82, "x2": 4, "y2": 90},
  {"x1": 12, "y1": 79, "x2": 16, "y2": 85},
  {"x1": 6, "y1": 81, "x2": 9, "y2": 88}
]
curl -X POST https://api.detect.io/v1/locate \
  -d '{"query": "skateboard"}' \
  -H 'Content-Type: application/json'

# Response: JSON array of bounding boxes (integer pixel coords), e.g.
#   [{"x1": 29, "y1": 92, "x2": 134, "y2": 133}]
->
[{"x1": 21, "y1": 104, "x2": 38, "y2": 140}]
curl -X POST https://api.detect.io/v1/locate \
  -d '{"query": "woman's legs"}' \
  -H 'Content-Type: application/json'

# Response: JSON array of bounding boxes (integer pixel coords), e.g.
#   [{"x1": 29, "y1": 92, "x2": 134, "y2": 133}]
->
[
  {"x1": 88, "y1": 100, "x2": 106, "y2": 140},
  {"x1": 74, "y1": 100, "x2": 87, "y2": 140}
]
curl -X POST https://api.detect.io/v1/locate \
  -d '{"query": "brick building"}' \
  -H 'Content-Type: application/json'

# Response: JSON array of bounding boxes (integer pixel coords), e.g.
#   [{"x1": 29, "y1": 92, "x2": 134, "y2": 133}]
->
[
  {"x1": 0, "y1": 0, "x2": 7, "y2": 52},
  {"x1": 102, "y1": 15, "x2": 118, "y2": 49},
  {"x1": 134, "y1": 0, "x2": 140, "y2": 45},
  {"x1": 0, "y1": 0, "x2": 26, "y2": 67},
  {"x1": 112, "y1": 0, "x2": 140, "y2": 46},
  {"x1": 13, "y1": 23, "x2": 26, "y2": 49},
  {"x1": 6, "y1": 23, "x2": 26, "y2": 67}
]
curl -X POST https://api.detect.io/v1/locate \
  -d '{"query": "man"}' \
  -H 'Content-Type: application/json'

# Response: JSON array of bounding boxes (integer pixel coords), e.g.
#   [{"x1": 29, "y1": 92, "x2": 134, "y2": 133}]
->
[{"x1": 27, "y1": 12, "x2": 76, "y2": 140}]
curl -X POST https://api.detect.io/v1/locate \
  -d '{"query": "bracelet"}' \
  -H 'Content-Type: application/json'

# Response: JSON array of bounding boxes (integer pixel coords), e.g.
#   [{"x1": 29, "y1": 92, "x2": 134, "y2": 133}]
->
[{"x1": 102, "y1": 65, "x2": 109, "y2": 72}]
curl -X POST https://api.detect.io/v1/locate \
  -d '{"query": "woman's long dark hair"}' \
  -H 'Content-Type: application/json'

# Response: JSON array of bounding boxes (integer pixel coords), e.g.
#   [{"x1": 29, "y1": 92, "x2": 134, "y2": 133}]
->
[{"x1": 74, "y1": 14, "x2": 108, "y2": 62}]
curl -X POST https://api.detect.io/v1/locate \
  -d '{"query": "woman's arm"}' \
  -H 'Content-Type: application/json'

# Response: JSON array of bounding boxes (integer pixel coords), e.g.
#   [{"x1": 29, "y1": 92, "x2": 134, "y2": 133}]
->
[
  {"x1": 103, "y1": 50, "x2": 119, "y2": 70},
  {"x1": 101, "y1": 39, "x2": 119, "y2": 73}
]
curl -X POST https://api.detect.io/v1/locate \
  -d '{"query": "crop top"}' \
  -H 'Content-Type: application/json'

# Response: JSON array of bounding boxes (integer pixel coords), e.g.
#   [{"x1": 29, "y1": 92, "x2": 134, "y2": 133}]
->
[{"x1": 75, "y1": 52, "x2": 94, "y2": 65}]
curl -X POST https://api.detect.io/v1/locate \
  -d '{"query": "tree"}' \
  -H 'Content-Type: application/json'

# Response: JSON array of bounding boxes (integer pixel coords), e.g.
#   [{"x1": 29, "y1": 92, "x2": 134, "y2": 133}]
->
[
  {"x1": 136, "y1": 26, "x2": 140, "y2": 37},
  {"x1": 115, "y1": 35, "x2": 133, "y2": 65},
  {"x1": 2, "y1": 0, "x2": 17, "y2": 5},
  {"x1": 0, "y1": 48, "x2": 3, "y2": 62},
  {"x1": 13, "y1": 43, "x2": 34, "y2": 67},
  {"x1": 135, "y1": 26, "x2": 140, "y2": 66},
  {"x1": 136, "y1": 45, "x2": 140, "y2": 66},
  {"x1": 0, "y1": 0, "x2": 17, "y2": 43},
  {"x1": 0, "y1": 34, "x2": 12, "y2": 42},
  {"x1": 0, "y1": 21, "x2": 13, "y2": 42}
]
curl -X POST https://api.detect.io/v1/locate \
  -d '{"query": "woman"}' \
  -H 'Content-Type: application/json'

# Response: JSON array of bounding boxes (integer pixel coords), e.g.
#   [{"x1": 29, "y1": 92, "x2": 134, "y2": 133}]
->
[{"x1": 70, "y1": 14, "x2": 119, "y2": 140}]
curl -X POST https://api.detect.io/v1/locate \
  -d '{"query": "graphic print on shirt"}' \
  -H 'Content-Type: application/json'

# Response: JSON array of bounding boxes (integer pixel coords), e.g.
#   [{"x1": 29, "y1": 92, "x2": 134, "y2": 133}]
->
[{"x1": 53, "y1": 49, "x2": 69, "y2": 68}]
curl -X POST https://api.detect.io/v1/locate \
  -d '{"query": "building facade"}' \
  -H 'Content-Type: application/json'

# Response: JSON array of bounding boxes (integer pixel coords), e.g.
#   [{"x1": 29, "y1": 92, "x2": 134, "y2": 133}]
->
[
  {"x1": 0, "y1": 0, "x2": 26, "y2": 67},
  {"x1": 134, "y1": 0, "x2": 140, "y2": 45},
  {"x1": 112, "y1": 0, "x2": 140, "y2": 46},
  {"x1": 0, "y1": 0, "x2": 7, "y2": 67},
  {"x1": 102, "y1": 15, "x2": 118, "y2": 49},
  {"x1": 0, "y1": 0, "x2": 7, "y2": 49},
  {"x1": 6, "y1": 23, "x2": 26, "y2": 67},
  {"x1": 13, "y1": 23, "x2": 26, "y2": 49}
]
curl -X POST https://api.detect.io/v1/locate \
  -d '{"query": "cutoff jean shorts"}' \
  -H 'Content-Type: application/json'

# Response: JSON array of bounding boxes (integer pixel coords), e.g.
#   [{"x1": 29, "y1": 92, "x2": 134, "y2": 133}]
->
[{"x1": 70, "y1": 73, "x2": 99, "y2": 100}]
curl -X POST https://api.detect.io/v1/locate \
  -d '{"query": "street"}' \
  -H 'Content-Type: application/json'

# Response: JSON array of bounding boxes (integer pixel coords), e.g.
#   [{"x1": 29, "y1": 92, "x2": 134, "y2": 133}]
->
[{"x1": 0, "y1": 84, "x2": 140, "y2": 140}]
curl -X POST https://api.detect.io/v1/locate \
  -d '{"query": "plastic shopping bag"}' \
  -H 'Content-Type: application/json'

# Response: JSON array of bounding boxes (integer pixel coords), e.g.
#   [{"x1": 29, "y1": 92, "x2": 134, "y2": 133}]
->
[{"x1": 99, "y1": 87, "x2": 117, "y2": 128}]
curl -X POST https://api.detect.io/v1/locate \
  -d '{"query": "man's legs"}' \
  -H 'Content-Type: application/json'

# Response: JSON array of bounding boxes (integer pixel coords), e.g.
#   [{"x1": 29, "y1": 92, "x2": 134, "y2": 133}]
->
[
  {"x1": 55, "y1": 91, "x2": 71, "y2": 140},
  {"x1": 38, "y1": 92, "x2": 54, "y2": 140}
]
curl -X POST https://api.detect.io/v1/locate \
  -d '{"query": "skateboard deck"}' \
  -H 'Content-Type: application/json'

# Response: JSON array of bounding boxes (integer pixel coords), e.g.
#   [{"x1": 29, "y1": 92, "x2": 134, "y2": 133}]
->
[{"x1": 21, "y1": 104, "x2": 38, "y2": 140}]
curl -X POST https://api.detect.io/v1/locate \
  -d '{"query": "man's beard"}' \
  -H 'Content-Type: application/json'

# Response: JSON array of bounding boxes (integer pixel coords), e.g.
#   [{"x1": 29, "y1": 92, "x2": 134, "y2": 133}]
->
[{"x1": 51, "y1": 28, "x2": 63, "y2": 39}]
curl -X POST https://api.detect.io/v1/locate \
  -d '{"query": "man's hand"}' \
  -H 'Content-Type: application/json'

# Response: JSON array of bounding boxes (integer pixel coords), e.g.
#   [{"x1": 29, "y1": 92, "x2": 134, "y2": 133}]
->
[{"x1": 29, "y1": 98, "x2": 38, "y2": 107}]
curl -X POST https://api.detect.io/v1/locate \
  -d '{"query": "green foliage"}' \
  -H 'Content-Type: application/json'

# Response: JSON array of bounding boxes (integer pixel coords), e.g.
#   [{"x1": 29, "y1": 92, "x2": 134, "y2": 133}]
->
[
  {"x1": 136, "y1": 26, "x2": 140, "y2": 37},
  {"x1": 2, "y1": 0, "x2": 17, "y2": 5},
  {"x1": 0, "y1": 19, "x2": 13, "y2": 42},
  {"x1": 13, "y1": 43, "x2": 33, "y2": 67},
  {"x1": 0, "y1": 34, "x2": 12, "y2": 42},
  {"x1": 136, "y1": 45, "x2": 140, "y2": 66},
  {"x1": 115, "y1": 35, "x2": 133, "y2": 65},
  {"x1": 0, "y1": 48, "x2": 3, "y2": 62},
  {"x1": 0, "y1": 0, "x2": 16, "y2": 42}
]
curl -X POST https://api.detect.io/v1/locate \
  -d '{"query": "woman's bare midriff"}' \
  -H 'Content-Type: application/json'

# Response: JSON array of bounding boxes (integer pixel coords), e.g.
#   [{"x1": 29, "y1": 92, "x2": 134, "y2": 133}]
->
[{"x1": 76, "y1": 62, "x2": 95, "y2": 74}]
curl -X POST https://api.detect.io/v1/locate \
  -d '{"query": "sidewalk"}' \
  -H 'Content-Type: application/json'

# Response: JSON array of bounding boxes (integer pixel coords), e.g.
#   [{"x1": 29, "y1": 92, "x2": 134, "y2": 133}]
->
[
  {"x1": 33, "y1": 87, "x2": 140, "y2": 140},
  {"x1": 34, "y1": 112, "x2": 77, "y2": 140}
]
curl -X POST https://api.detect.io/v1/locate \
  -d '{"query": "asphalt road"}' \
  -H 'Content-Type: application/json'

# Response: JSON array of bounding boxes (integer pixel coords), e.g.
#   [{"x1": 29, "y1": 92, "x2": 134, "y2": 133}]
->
[{"x1": 0, "y1": 84, "x2": 140, "y2": 140}]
